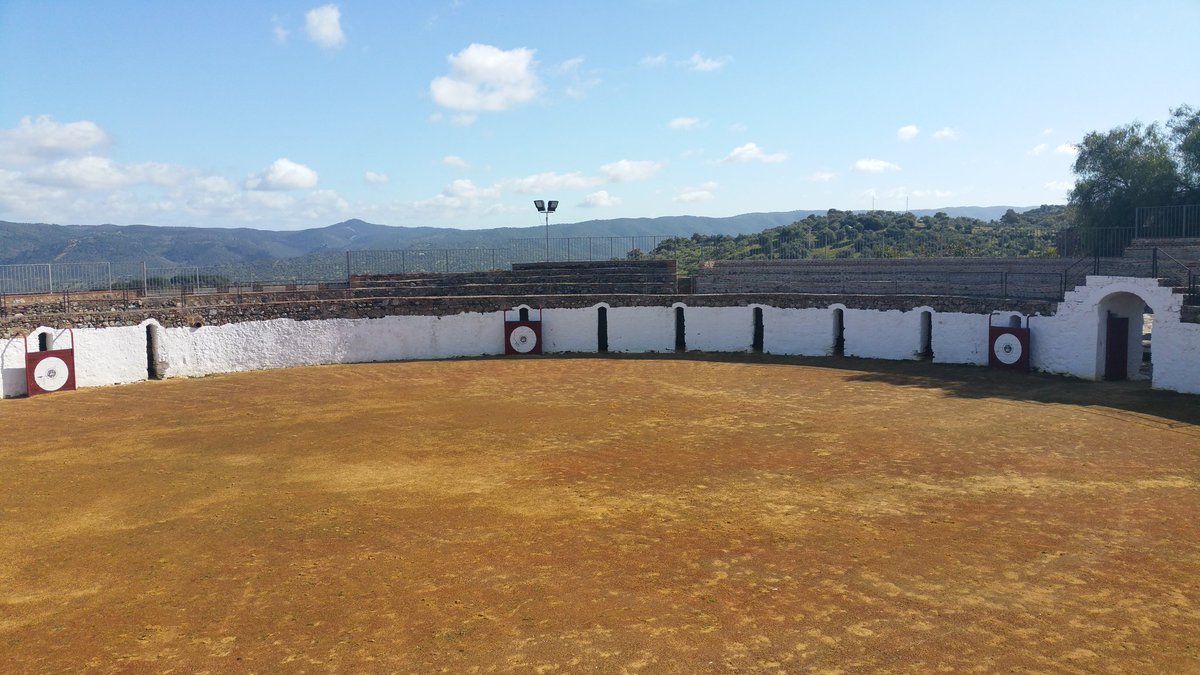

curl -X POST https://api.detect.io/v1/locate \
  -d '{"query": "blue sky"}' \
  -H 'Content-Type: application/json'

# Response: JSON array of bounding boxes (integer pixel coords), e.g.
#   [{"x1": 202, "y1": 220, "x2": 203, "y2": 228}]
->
[{"x1": 1, "y1": 1, "x2": 1197, "y2": 231}]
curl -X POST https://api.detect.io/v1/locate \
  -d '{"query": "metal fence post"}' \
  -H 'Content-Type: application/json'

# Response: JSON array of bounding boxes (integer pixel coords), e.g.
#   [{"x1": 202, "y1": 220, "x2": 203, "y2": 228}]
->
[
  {"x1": 47, "y1": 263, "x2": 53, "y2": 294},
  {"x1": 1152, "y1": 247, "x2": 1158, "y2": 279},
  {"x1": 345, "y1": 250, "x2": 352, "y2": 285},
  {"x1": 107, "y1": 262, "x2": 113, "y2": 291},
  {"x1": 142, "y1": 261, "x2": 148, "y2": 294}
]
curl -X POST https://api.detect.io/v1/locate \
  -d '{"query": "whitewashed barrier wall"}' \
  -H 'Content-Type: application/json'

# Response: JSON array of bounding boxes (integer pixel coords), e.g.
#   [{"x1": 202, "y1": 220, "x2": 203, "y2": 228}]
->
[{"x1": 3, "y1": 276, "x2": 1199, "y2": 398}]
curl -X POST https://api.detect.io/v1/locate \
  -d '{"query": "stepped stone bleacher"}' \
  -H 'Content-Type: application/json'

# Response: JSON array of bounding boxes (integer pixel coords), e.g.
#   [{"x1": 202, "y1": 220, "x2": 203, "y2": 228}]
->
[
  {"x1": 695, "y1": 257, "x2": 1078, "y2": 299},
  {"x1": 1124, "y1": 238, "x2": 1200, "y2": 292},
  {"x1": 350, "y1": 259, "x2": 678, "y2": 297}
]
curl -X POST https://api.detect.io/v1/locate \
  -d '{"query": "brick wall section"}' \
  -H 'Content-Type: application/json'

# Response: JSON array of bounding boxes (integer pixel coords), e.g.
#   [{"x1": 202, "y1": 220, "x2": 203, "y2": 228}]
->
[
  {"x1": 0, "y1": 289, "x2": 1055, "y2": 338},
  {"x1": 351, "y1": 259, "x2": 678, "y2": 296},
  {"x1": 694, "y1": 257, "x2": 1153, "y2": 298}
]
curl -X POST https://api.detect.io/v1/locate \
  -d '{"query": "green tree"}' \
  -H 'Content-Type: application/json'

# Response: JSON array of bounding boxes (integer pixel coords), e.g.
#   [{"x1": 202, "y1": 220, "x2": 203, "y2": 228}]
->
[
  {"x1": 1069, "y1": 105, "x2": 1199, "y2": 235},
  {"x1": 1168, "y1": 104, "x2": 1200, "y2": 202},
  {"x1": 1069, "y1": 120, "x2": 1179, "y2": 232}
]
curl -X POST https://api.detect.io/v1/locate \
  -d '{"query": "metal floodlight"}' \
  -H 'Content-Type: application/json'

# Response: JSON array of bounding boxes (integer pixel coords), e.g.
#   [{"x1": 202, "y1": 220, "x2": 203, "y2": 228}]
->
[{"x1": 534, "y1": 198, "x2": 558, "y2": 261}]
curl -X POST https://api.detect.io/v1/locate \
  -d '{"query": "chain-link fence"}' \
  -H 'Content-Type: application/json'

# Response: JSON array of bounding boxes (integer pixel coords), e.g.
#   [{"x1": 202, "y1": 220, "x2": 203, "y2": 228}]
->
[{"x1": 0, "y1": 222, "x2": 1195, "y2": 299}]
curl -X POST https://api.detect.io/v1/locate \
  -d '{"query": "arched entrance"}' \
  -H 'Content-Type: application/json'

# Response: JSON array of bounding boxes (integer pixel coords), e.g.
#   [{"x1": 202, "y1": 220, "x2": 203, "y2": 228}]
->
[{"x1": 1097, "y1": 292, "x2": 1151, "y2": 381}]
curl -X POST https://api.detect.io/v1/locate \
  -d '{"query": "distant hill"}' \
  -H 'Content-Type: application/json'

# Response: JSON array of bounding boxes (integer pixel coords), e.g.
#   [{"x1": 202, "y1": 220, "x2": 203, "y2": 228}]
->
[{"x1": 0, "y1": 206, "x2": 1047, "y2": 266}]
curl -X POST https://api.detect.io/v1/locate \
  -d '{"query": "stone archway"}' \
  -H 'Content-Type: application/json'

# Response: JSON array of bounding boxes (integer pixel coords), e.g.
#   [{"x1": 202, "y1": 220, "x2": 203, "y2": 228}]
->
[{"x1": 1097, "y1": 291, "x2": 1150, "y2": 381}]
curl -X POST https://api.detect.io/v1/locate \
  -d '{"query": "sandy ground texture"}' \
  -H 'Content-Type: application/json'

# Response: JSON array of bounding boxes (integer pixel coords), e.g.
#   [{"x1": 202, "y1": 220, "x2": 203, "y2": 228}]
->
[{"x1": 1, "y1": 355, "x2": 1198, "y2": 673}]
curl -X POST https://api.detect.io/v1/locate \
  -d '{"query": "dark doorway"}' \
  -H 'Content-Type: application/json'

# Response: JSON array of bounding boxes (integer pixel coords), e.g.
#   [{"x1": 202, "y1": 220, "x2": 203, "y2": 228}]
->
[
  {"x1": 833, "y1": 309, "x2": 845, "y2": 356},
  {"x1": 518, "y1": 307, "x2": 530, "y2": 321},
  {"x1": 919, "y1": 311, "x2": 934, "y2": 359},
  {"x1": 597, "y1": 306, "x2": 608, "y2": 353},
  {"x1": 37, "y1": 332, "x2": 49, "y2": 351},
  {"x1": 146, "y1": 325, "x2": 161, "y2": 380},
  {"x1": 1105, "y1": 314, "x2": 1129, "y2": 381},
  {"x1": 751, "y1": 307, "x2": 764, "y2": 353},
  {"x1": 674, "y1": 307, "x2": 686, "y2": 352}
]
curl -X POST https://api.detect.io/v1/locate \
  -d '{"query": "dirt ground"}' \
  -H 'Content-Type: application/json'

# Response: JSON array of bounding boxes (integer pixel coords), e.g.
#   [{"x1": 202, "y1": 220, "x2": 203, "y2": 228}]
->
[{"x1": 1, "y1": 355, "x2": 1198, "y2": 673}]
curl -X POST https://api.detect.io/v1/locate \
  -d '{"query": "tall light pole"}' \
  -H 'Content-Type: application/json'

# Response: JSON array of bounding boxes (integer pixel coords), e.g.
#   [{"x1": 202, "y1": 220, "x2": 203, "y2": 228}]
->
[{"x1": 534, "y1": 199, "x2": 558, "y2": 262}]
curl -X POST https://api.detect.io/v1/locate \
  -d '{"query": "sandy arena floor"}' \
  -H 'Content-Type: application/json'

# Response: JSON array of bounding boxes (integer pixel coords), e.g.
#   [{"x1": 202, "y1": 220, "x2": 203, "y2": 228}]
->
[{"x1": 1, "y1": 355, "x2": 1198, "y2": 673}]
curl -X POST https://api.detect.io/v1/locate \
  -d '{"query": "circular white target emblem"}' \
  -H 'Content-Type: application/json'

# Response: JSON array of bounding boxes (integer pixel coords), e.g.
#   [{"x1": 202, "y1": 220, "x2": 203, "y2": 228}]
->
[
  {"x1": 509, "y1": 325, "x2": 538, "y2": 353},
  {"x1": 993, "y1": 332, "x2": 1023, "y2": 365},
  {"x1": 34, "y1": 356, "x2": 71, "y2": 392}
]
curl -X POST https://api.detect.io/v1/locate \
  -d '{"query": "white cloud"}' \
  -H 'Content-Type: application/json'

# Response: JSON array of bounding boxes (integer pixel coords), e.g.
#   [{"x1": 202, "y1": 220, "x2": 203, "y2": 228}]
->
[
  {"x1": 853, "y1": 158, "x2": 900, "y2": 173},
  {"x1": 442, "y1": 155, "x2": 470, "y2": 169},
  {"x1": 600, "y1": 159, "x2": 664, "y2": 182},
  {"x1": 271, "y1": 16, "x2": 289, "y2": 44},
  {"x1": 197, "y1": 176, "x2": 236, "y2": 194},
  {"x1": 686, "y1": 52, "x2": 731, "y2": 72},
  {"x1": 579, "y1": 190, "x2": 622, "y2": 208},
  {"x1": 302, "y1": 189, "x2": 350, "y2": 216},
  {"x1": 413, "y1": 179, "x2": 502, "y2": 211},
  {"x1": 1044, "y1": 180, "x2": 1073, "y2": 192},
  {"x1": 245, "y1": 158, "x2": 319, "y2": 190},
  {"x1": 639, "y1": 53, "x2": 667, "y2": 67},
  {"x1": 365, "y1": 171, "x2": 389, "y2": 184},
  {"x1": 1055, "y1": 143, "x2": 1079, "y2": 156},
  {"x1": 554, "y1": 57, "x2": 584, "y2": 74},
  {"x1": 0, "y1": 115, "x2": 109, "y2": 164},
  {"x1": 501, "y1": 171, "x2": 603, "y2": 194},
  {"x1": 430, "y1": 43, "x2": 541, "y2": 112},
  {"x1": 896, "y1": 125, "x2": 919, "y2": 142},
  {"x1": 674, "y1": 189, "x2": 714, "y2": 203},
  {"x1": 443, "y1": 178, "x2": 499, "y2": 200},
  {"x1": 1028, "y1": 143, "x2": 1049, "y2": 156},
  {"x1": 1042, "y1": 128, "x2": 1055, "y2": 136},
  {"x1": 27, "y1": 156, "x2": 132, "y2": 189},
  {"x1": 806, "y1": 170, "x2": 835, "y2": 182},
  {"x1": 722, "y1": 142, "x2": 787, "y2": 164},
  {"x1": 668, "y1": 116, "x2": 703, "y2": 130},
  {"x1": 552, "y1": 56, "x2": 599, "y2": 99},
  {"x1": 305, "y1": 4, "x2": 345, "y2": 50},
  {"x1": 932, "y1": 127, "x2": 959, "y2": 141},
  {"x1": 27, "y1": 156, "x2": 189, "y2": 190}
]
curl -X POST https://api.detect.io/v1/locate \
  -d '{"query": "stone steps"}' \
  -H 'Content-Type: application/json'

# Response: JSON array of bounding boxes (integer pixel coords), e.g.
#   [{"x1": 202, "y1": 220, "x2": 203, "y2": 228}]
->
[{"x1": 349, "y1": 259, "x2": 678, "y2": 296}]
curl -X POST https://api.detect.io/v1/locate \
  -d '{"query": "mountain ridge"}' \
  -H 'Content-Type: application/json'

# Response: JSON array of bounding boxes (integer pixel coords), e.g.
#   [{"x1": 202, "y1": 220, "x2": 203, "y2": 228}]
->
[{"x1": 0, "y1": 206, "x2": 1048, "y2": 266}]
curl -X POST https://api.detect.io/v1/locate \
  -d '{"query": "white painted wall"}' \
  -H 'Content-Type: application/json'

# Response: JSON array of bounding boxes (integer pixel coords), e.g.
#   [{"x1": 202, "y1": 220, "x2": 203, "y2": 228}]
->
[
  {"x1": 684, "y1": 305, "x2": 754, "y2": 352},
  {"x1": 75, "y1": 324, "x2": 150, "y2": 389},
  {"x1": 159, "y1": 313, "x2": 507, "y2": 379},
  {"x1": 6, "y1": 277, "x2": 1200, "y2": 399},
  {"x1": 606, "y1": 306, "x2": 675, "y2": 353},
  {"x1": 931, "y1": 313, "x2": 990, "y2": 366},
  {"x1": 543, "y1": 306, "x2": 604, "y2": 353},
  {"x1": 762, "y1": 306, "x2": 836, "y2": 356},
  {"x1": 1152, "y1": 319, "x2": 1200, "y2": 394},
  {"x1": 843, "y1": 308, "x2": 927, "y2": 360},
  {"x1": 0, "y1": 334, "x2": 30, "y2": 397}
]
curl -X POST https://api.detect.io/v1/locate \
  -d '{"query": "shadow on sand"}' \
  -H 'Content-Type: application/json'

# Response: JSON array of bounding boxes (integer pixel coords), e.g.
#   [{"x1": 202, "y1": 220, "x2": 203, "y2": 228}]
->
[{"x1": 531, "y1": 351, "x2": 1200, "y2": 428}]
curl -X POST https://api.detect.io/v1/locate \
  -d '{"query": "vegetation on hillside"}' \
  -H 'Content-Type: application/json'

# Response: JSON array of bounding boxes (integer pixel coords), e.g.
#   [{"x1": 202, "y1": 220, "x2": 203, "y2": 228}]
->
[{"x1": 643, "y1": 205, "x2": 1072, "y2": 274}]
